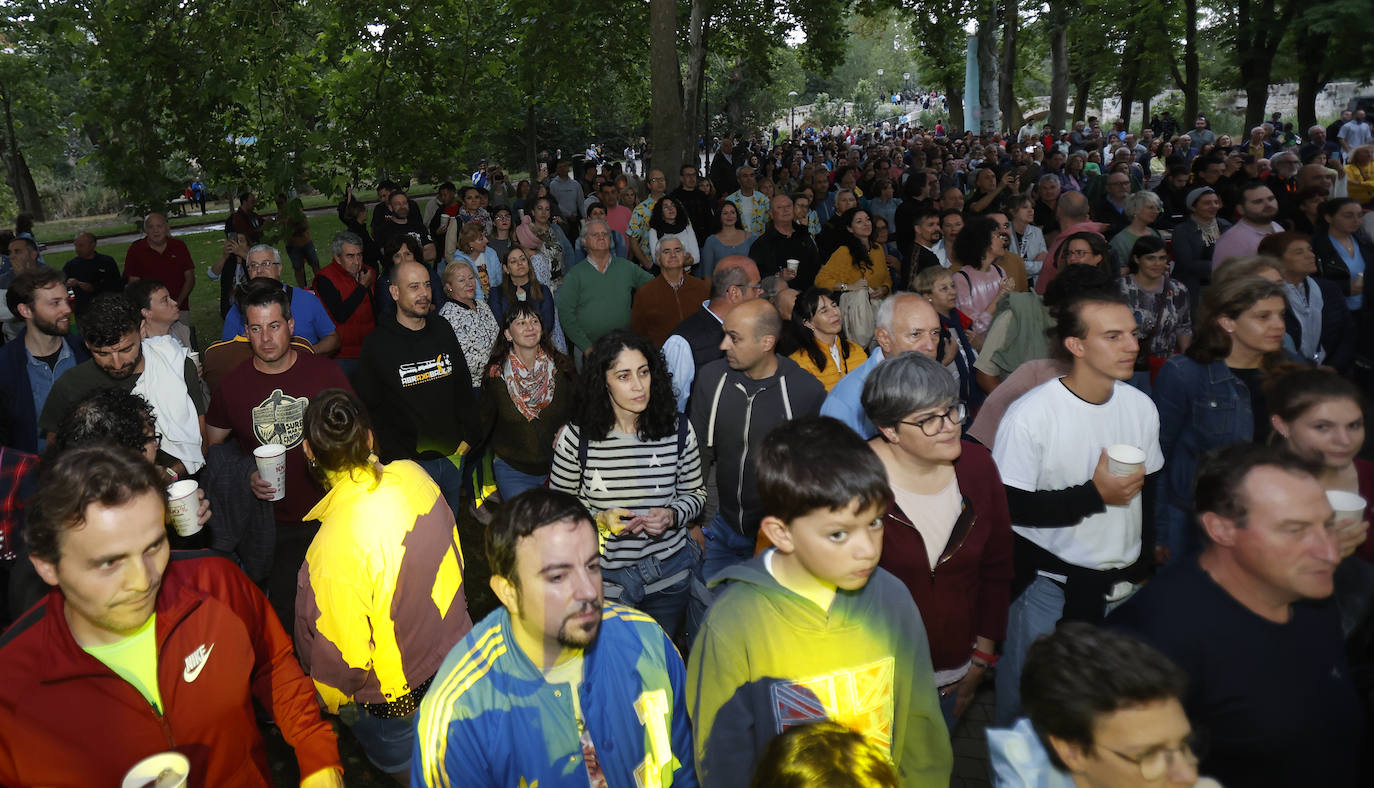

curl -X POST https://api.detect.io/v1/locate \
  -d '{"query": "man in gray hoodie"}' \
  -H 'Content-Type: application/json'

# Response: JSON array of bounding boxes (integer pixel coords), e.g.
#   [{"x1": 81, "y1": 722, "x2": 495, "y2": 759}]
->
[{"x1": 690, "y1": 299, "x2": 826, "y2": 579}]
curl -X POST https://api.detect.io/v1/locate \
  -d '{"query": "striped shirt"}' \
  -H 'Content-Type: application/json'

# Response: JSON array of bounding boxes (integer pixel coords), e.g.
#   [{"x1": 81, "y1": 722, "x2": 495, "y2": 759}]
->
[{"x1": 549, "y1": 423, "x2": 705, "y2": 595}]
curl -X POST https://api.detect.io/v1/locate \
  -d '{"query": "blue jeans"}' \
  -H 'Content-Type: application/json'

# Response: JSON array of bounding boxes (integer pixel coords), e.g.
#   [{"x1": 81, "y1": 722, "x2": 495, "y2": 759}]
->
[
  {"x1": 703, "y1": 513, "x2": 757, "y2": 583},
  {"x1": 347, "y1": 706, "x2": 416, "y2": 774},
  {"x1": 491, "y1": 457, "x2": 546, "y2": 501},
  {"x1": 285, "y1": 241, "x2": 320, "y2": 273},
  {"x1": 603, "y1": 538, "x2": 708, "y2": 649},
  {"x1": 995, "y1": 576, "x2": 1065, "y2": 727},
  {"x1": 994, "y1": 575, "x2": 1137, "y2": 726},
  {"x1": 418, "y1": 455, "x2": 466, "y2": 520},
  {"x1": 938, "y1": 687, "x2": 959, "y2": 734}
]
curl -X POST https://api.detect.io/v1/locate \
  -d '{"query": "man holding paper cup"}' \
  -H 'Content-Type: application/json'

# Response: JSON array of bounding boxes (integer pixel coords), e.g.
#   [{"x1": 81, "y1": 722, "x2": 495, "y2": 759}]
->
[
  {"x1": 206, "y1": 278, "x2": 353, "y2": 626},
  {"x1": 0, "y1": 445, "x2": 343, "y2": 787},
  {"x1": 990, "y1": 288, "x2": 1164, "y2": 726}
]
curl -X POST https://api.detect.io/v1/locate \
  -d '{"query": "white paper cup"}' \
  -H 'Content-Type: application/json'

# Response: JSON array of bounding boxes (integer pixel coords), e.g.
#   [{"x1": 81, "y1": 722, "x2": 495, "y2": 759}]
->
[
  {"x1": 1106, "y1": 444, "x2": 1146, "y2": 476},
  {"x1": 253, "y1": 444, "x2": 287, "y2": 502},
  {"x1": 122, "y1": 751, "x2": 189, "y2": 788},
  {"x1": 166, "y1": 480, "x2": 201, "y2": 537},
  {"x1": 786, "y1": 258, "x2": 800, "y2": 272},
  {"x1": 1327, "y1": 490, "x2": 1367, "y2": 528}
]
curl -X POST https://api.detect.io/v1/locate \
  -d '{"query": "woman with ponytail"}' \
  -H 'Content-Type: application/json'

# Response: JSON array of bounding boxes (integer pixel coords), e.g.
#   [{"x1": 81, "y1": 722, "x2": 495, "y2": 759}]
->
[{"x1": 294, "y1": 388, "x2": 474, "y2": 782}]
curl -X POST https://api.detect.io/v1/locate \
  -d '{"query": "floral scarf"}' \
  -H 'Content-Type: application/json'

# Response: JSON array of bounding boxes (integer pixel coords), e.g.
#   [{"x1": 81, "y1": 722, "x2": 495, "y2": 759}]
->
[{"x1": 504, "y1": 347, "x2": 556, "y2": 421}]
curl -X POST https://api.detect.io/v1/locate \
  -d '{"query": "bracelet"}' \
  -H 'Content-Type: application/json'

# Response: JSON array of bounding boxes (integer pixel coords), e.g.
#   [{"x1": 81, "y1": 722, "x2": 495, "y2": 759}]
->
[{"x1": 972, "y1": 648, "x2": 999, "y2": 667}]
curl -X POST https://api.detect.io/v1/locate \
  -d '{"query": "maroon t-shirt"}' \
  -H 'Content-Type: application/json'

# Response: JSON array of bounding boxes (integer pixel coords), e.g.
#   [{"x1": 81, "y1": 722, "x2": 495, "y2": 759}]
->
[
  {"x1": 206, "y1": 351, "x2": 353, "y2": 523},
  {"x1": 125, "y1": 237, "x2": 195, "y2": 309}
]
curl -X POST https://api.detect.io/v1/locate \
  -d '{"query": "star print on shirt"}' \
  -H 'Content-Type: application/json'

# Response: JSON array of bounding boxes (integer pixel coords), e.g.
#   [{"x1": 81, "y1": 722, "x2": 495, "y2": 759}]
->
[
  {"x1": 648, "y1": 453, "x2": 663, "y2": 468},
  {"x1": 588, "y1": 469, "x2": 608, "y2": 494}
]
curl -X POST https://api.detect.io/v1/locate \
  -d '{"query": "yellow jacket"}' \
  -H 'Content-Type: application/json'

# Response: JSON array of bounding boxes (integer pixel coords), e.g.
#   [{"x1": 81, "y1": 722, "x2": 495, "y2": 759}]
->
[
  {"x1": 295, "y1": 459, "x2": 473, "y2": 711},
  {"x1": 790, "y1": 339, "x2": 868, "y2": 391},
  {"x1": 815, "y1": 245, "x2": 893, "y2": 293}
]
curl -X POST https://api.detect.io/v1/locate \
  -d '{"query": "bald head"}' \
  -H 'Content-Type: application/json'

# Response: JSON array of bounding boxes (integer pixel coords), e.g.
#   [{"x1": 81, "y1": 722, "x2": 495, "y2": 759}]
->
[
  {"x1": 1297, "y1": 164, "x2": 1331, "y2": 194},
  {"x1": 710, "y1": 255, "x2": 761, "y2": 301},
  {"x1": 734, "y1": 298, "x2": 783, "y2": 340},
  {"x1": 1058, "y1": 191, "x2": 1090, "y2": 221},
  {"x1": 875, "y1": 293, "x2": 942, "y2": 358}
]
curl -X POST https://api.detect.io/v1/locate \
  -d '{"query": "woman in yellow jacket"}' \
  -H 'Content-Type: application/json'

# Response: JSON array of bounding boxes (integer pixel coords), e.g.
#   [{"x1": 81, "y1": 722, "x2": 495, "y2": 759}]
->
[
  {"x1": 1346, "y1": 145, "x2": 1374, "y2": 206},
  {"x1": 294, "y1": 388, "x2": 474, "y2": 782},
  {"x1": 814, "y1": 207, "x2": 893, "y2": 297},
  {"x1": 787, "y1": 286, "x2": 868, "y2": 391}
]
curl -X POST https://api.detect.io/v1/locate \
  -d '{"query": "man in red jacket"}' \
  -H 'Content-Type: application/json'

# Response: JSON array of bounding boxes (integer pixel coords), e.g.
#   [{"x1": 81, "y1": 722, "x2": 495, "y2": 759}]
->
[
  {"x1": 0, "y1": 445, "x2": 343, "y2": 787},
  {"x1": 312, "y1": 231, "x2": 376, "y2": 378}
]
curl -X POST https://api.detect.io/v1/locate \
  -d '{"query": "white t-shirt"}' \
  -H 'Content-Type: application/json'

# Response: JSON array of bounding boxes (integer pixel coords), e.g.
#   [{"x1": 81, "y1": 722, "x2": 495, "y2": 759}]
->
[{"x1": 991, "y1": 378, "x2": 1163, "y2": 570}]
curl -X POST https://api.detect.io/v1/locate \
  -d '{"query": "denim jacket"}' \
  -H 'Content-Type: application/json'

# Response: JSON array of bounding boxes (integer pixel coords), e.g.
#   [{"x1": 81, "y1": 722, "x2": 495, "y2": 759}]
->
[{"x1": 1152, "y1": 356, "x2": 1253, "y2": 513}]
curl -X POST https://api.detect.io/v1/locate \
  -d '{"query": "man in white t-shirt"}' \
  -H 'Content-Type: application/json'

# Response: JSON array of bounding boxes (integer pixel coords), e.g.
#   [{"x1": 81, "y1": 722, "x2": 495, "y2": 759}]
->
[{"x1": 990, "y1": 289, "x2": 1163, "y2": 726}]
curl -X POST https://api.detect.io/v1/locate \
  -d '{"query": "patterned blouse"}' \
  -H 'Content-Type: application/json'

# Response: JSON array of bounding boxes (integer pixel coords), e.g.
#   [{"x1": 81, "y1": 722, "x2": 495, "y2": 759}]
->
[
  {"x1": 1119, "y1": 275, "x2": 1192, "y2": 357},
  {"x1": 438, "y1": 299, "x2": 500, "y2": 388}
]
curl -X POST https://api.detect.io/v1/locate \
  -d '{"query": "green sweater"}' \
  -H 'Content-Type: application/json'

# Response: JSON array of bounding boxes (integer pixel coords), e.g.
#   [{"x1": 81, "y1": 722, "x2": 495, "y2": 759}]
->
[
  {"x1": 555, "y1": 255, "x2": 654, "y2": 350},
  {"x1": 687, "y1": 553, "x2": 952, "y2": 787}
]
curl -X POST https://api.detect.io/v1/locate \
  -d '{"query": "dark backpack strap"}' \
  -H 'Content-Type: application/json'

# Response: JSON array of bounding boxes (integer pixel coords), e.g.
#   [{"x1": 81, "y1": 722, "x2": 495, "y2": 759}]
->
[
  {"x1": 576, "y1": 426, "x2": 589, "y2": 498},
  {"x1": 674, "y1": 416, "x2": 690, "y2": 488}
]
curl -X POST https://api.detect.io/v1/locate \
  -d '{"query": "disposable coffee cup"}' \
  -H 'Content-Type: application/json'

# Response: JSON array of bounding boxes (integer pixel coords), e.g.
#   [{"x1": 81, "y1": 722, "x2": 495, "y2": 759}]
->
[
  {"x1": 166, "y1": 480, "x2": 201, "y2": 537},
  {"x1": 122, "y1": 751, "x2": 189, "y2": 788},
  {"x1": 786, "y1": 258, "x2": 800, "y2": 272},
  {"x1": 253, "y1": 444, "x2": 287, "y2": 502},
  {"x1": 1327, "y1": 490, "x2": 1367, "y2": 528},
  {"x1": 1106, "y1": 444, "x2": 1146, "y2": 476}
]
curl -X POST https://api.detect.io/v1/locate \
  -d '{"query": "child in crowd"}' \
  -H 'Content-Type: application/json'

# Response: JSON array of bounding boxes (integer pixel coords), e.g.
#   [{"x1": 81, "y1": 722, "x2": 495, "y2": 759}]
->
[{"x1": 687, "y1": 416, "x2": 952, "y2": 787}]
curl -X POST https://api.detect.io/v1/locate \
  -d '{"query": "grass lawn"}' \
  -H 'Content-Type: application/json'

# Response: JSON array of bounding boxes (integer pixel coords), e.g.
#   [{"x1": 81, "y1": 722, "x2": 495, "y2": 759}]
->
[
  {"x1": 44, "y1": 214, "x2": 352, "y2": 349},
  {"x1": 30, "y1": 190, "x2": 391, "y2": 246}
]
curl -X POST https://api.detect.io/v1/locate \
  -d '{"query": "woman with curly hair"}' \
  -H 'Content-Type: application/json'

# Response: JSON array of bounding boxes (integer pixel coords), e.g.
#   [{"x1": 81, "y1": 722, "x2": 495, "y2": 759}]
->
[
  {"x1": 548, "y1": 329, "x2": 706, "y2": 642},
  {"x1": 476, "y1": 301, "x2": 575, "y2": 498},
  {"x1": 647, "y1": 195, "x2": 700, "y2": 267},
  {"x1": 787, "y1": 287, "x2": 867, "y2": 391}
]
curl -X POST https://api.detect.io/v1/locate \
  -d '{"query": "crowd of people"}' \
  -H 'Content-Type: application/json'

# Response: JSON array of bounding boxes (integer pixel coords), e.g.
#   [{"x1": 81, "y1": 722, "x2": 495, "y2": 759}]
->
[{"x1": 0, "y1": 105, "x2": 1372, "y2": 787}]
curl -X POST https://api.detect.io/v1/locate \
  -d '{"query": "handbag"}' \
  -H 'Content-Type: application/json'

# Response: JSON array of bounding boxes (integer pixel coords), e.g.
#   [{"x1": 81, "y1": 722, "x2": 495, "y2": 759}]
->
[{"x1": 838, "y1": 287, "x2": 878, "y2": 348}]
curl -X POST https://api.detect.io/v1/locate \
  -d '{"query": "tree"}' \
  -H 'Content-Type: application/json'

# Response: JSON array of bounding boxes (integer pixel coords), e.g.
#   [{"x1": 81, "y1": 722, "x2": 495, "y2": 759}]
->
[
  {"x1": 649, "y1": 0, "x2": 686, "y2": 186},
  {"x1": 0, "y1": 51, "x2": 47, "y2": 220},
  {"x1": 1228, "y1": 0, "x2": 1297, "y2": 128},
  {"x1": 998, "y1": 0, "x2": 1020, "y2": 133},
  {"x1": 1277, "y1": 4, "x2": 1374, "y2": 133},
  {"x1": 1047, "y1": 0, "x2": 1069, "y2": 131},
  {"x1": 1165, "y1": 0, "x2": 1201, "y2": 126}
]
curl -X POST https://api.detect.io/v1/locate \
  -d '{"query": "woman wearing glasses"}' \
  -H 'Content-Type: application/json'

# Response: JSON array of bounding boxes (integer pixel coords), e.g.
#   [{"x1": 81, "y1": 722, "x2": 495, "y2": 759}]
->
[{"x1": 863, "y1": 352, "x2": 1013, "y2": 733}]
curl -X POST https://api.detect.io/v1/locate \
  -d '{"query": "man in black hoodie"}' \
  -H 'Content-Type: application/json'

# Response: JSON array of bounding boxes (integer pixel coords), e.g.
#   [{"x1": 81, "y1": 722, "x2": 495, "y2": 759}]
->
[
  {"x1": 689, "y1": 299, "x2": 825, "y2": 578},
  {"x1": 354, "y1": 261, "x2": 476, "y2": 515}
]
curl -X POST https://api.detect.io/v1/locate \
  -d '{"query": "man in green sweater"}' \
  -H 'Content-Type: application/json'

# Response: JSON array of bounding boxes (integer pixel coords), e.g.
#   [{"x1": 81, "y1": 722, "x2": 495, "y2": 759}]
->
[{"x1": 556, "y1": 218, "x2": 653, "y2": 361}]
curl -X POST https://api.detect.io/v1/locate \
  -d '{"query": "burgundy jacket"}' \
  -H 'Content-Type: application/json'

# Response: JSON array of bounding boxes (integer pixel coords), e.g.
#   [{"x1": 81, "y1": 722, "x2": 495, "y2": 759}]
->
[
  {"x1": 879, "y1": 441, "x2": 1014, "y2": 672},
  {"x1": 0, "y1": 552, "x2": 340, "y2": 786}
]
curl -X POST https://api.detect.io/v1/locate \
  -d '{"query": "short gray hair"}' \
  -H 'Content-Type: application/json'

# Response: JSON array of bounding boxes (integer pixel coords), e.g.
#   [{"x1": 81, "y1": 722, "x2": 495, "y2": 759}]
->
[
  {"x1": 736, "y1": 165, "x2": 756, "y2": 179},
  {"x1": 579, "y1": 217, "x2": 611, "y2": 244},
  {"x1": 246, "y1": 244, "x2": 280, "y2": 264},
  {"x1": 861, "y1": 352, "x2": 959, "y2": 430},
  {"x1": 711, "y1": 260, "x2": 751, "y2": 298},
  {"x1": 331, "y1": 231, "x2": 363, "y2": 259},
  {"x1": 875, "y1": 292, "x2": 924, "y2": 333},
  {"x1": 1123, "y1": 190, "x2": 1162, "y2": 220}
]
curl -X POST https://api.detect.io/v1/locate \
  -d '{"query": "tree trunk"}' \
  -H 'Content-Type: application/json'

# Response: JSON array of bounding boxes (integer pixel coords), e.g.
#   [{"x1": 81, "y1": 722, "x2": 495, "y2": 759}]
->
[
  {"x1": 1293, "y1": 22, "x2": 1329, "y2": 134},
  {"x1": 946, "y1": 83, "x2": 966, "y2": 134},
  {"x1": 1181, "y1": 0, "x2": 1199, "y2": 123},
  {"x1": 0, "y1": 86, "x2": 44, "y2": 221},
  {"x1": 1139, "y1": 95, "x2": 1151, "y2": 133},
  {"x1": 526, "y1": 104, "x2": 537, "y2": 184},
  {"x1": 1118, "y1": 32, "x2": 1144, "y2": 131},
  {"x1": 1048, "y1": 1, "x2": 1069, "y2": 132},
  {"x1": 976, "y1": 1, "x2": 998, "y2": 132},
  {"x1": 682, "y1": 0, "x2": 712, "y2": 170},
  {"x1": 1073, "y1": 79, "x2": 1091, "y2": 124},
  {"x1": 1240, "y1": 74, "x2": 1270, "y2": 130},
  {"x1": 649, "y1": 0, "x2": 685, "y2": 190},
  {"x1": 998, "y1": 0, "x2": 1019, "y2": 134},
  {"x1": 1235, "y1": 0, "x2": 1296, "y2": 128}
]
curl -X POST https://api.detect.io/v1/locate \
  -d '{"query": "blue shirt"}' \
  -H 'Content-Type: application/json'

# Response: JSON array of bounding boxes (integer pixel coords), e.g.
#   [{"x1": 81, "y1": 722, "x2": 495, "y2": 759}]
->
[
  {"x1": 25, "y1": 341, "x2": 78, "y2": 451},
  {"x1": 413, "y1": 604, "x2": 697, "y2": 788},
  {"x1": 819, "y1": 347, "x2": 886, "y2": 439},
  {"x1": 1328, "y1": 232, "x2": 1365, "y2": 311},
  {"x1": 220, "y1": 286, "x2": 336, "y2": 343}
]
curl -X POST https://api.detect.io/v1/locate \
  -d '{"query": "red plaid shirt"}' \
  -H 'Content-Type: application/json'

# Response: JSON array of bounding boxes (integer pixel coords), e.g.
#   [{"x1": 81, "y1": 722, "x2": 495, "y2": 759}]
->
[{"x1": 0, "y1": 448, "x2": 39, "y2": 562}]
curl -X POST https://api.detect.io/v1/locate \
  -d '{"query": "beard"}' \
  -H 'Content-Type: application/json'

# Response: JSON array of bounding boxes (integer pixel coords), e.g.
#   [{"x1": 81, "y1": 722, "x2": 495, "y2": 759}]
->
[
  {"x1": 556, "y1": 603, "x2": 602, "y2": 649},
  {"x1": 34, "y1": 314, "x2": 70, "y2": 337}
]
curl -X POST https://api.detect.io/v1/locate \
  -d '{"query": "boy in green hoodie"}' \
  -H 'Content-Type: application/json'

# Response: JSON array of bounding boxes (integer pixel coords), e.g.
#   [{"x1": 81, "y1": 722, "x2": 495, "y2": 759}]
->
[{"x1": 686, "y1": 416, "x2": 952, "y2": 787}]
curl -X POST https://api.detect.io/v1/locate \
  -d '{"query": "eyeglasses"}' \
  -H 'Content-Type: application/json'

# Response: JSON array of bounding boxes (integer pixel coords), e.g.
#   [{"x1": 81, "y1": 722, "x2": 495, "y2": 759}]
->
[
  {"x1": 900, "y1": 403, "x2": 966, "y2": 436},
  {"x1": 144, "y1": 432, "x2": 163, "y2": 448},
  {"x1": 1102, "y1": 733, "x2": 1203, "y2": 781}
]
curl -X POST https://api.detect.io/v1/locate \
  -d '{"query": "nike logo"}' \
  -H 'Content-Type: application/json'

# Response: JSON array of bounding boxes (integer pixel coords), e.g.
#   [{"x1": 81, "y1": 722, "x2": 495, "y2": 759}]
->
[{"x1": 182, "y1": 643, "x2": 215, "y2": 683}]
